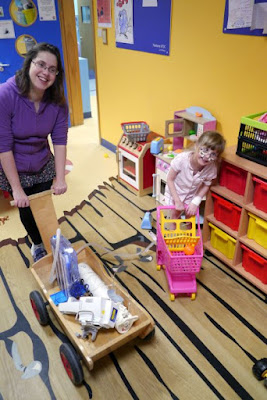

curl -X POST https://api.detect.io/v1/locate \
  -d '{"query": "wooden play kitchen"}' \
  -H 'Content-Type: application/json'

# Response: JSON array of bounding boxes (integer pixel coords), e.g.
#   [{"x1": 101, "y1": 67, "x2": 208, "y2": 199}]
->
[
  {"x1": 15, "y1": 190, "x2": 155, "y2": 385},
  {"x1": 203, "y1": 146, "x2": 267, "y2": 293}
]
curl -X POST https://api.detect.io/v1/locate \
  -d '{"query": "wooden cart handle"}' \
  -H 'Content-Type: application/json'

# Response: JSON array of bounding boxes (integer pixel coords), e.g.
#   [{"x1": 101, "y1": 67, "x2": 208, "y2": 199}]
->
[
  {"x1": 10, "y1": 189, "x2": 58, "y2": 253},
  {"x1": 10, "y1": 190, "x2": 52, "y2": 206}
]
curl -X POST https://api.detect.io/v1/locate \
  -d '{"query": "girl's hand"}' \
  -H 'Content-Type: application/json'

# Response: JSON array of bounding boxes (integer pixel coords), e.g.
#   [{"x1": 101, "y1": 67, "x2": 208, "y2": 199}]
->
[
  {"x1": 51, "y1": 179, "x2": 67, "y2": 195},
  {"x1": 186, "y1": 203, "x2": 198, "y2": 218},
  {"x1": 12, "y1": 188, "x2": 29, "y2": 207},
  {"x1": 174, "y1": 199, "x2": 184, "y2": 213}
]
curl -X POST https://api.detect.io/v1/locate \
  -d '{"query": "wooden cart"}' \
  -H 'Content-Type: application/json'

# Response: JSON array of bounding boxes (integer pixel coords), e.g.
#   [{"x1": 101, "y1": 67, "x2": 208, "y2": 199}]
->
[{"x1": 18, "y1": 191, "x2": 155, "y2": 385}]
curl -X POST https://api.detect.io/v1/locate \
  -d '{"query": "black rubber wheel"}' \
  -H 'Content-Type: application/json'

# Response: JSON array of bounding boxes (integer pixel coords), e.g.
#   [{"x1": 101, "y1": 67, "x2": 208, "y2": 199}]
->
[
  {"x1": 29, "y1": 290, "x2": 49, "y2": 326},
  {"x1": 60, "y1": 343, "x2": 84, "y2": 386},
  {"x1": 141, "y1": 327, "x2": 156, "y2": 341},
  {"x1": 252, "y1": 358, "x2": 267, "y2": 381}
]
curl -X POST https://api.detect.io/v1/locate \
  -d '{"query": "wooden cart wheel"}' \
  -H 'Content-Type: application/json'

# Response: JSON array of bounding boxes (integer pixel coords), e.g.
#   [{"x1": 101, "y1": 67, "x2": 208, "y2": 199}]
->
[
  {"x1": 156, "y1": 265, "x2": 161, "y2": 271},
  {"x1": 60, "y1": 343, "x2": 84, "y2": 386},
  {"x1": 29, "y1": 290, "x2": 49, "y2": 326},
  {"x1": 191, "y1": 293, "x2": 196, "y2": 301},
  {"x1": 170, "y1": 293, "x2": 175, "y2": 301}
]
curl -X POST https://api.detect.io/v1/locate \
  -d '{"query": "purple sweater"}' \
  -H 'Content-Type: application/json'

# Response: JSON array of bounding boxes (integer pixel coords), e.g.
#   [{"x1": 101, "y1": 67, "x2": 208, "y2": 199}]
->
[{"x1": 0, "y1": 76, "x2": 68, "y2": 173}]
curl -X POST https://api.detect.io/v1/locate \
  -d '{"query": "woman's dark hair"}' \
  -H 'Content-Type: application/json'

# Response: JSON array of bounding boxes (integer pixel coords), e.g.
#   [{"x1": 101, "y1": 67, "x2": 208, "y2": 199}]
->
[{"x1": 15, "y1": 42, "x2": 66, "y2": 105}]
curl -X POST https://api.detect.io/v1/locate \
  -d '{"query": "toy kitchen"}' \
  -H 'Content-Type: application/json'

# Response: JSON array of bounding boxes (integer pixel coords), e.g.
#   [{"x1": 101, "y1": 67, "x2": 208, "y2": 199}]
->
[
  {"x1": 117, "y1": 121, "x2": 163, "y2": 196},
  {"x1": 152, "y1": 106, "x2": 217, "y2": 204}
]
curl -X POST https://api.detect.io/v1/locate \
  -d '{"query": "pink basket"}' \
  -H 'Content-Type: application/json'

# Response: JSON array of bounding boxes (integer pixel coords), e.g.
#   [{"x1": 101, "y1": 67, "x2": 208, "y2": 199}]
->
[{"x1": 156, "y1": 206, "x2": 203, "y2": 274}]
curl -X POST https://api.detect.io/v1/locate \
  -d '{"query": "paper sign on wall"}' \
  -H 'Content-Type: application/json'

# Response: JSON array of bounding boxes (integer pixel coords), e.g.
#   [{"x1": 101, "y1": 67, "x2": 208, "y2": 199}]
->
[
  {"x1": 37, "y1": 0, "x2": 56, "y2": 21},
  {"x1": 115, "y1": 0, "x2": 134, "y2": 44},
  {"x1": 142, "y1": 0, "x2": 158, "y2": 6},
  {"x1": 0, "y1": 20, "x2": 15, "y2": 39}
]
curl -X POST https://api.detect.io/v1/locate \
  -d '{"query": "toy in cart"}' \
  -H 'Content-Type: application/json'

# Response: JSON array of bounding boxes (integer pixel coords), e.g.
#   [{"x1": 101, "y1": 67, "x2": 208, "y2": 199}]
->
[{"x1": 156, "y1": 206, "x2": 203, "y2": 301}]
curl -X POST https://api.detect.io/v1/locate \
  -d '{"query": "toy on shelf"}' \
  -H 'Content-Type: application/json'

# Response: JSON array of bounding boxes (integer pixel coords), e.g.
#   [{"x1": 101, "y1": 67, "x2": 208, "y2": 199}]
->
[
  {"x1": 121, "y1": 121, "x2": 150, "y2": 143},
  {"x1": 236, "y1": 111, "x2": 267, "y2": 166},
  {"x1": 166, "y1": 106, "x2": 217, "y2": 150},
  {"x1": 150, "y1": 137, "x2": 164, "y2": 155},
  {"x1": 156, "y1": 206, "x2": 203, "y2": 301}
]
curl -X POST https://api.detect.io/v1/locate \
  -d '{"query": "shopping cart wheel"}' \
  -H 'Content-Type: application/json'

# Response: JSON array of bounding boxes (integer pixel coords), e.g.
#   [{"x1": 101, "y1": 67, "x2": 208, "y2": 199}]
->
[
  {"x1": 156, "y1": 265, "x2": 162, "y2": 271},
  {"x1": 60, "y1": 343, "x2": 84, "y2": 386},
  {"x1": 29, "y1": 290, "x2": 49, "y2": 326},
  {"x1": 170, "y1": 293, "x2": 175, "y2": 301},
  {"x1": 252, "y1": 358, "x2": 267, "y2": 381},
  {"x1": 191, "y1": 293, "x2": 196, "y2": 301}
]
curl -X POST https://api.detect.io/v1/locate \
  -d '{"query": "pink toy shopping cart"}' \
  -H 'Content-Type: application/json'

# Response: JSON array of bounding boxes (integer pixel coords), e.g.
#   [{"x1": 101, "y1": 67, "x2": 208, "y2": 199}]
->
[{"x1": 156, "y1": 205, "x2": 203, "y2": 301}]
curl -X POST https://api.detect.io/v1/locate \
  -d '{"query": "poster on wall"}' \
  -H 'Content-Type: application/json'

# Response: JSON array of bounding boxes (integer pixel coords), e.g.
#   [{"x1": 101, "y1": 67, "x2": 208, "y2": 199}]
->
[
  {"x1": 223, "y1": 0, "x2": 267, "y2": 36},
  {"x1": 37, "y1": 0, "x2": 56, "y2": 21},
  {"x1": 0, "y1": 20, "x2": 15, "y2": 39},
  {"x1": 115, "y1": 0, "x2": 134, "y2": 44},
  {"x1": 115, "y1": 0, "x2": 171, "y2": 56},
  {"x1": 9, "y1": 0, "x2": 37, "y2": 26},
  {"x1": 97, "y1": 0, "x2": 112, "y2": 28}
]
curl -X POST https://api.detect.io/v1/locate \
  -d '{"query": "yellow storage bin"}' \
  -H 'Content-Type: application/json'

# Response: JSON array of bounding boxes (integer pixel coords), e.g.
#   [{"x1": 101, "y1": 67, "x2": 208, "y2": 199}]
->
[
  {"x1": 247, "y1": 213, "x2": 267, "y2": 249},
  {"x1": 208, "y1": 223, "x2": 236, "y2": 259}
]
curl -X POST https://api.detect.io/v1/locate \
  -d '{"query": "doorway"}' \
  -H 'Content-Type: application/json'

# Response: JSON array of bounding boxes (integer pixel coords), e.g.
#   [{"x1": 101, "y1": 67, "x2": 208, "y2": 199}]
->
[{"x1": 73, "y1": 0, "x2": 97, "y2": 122}]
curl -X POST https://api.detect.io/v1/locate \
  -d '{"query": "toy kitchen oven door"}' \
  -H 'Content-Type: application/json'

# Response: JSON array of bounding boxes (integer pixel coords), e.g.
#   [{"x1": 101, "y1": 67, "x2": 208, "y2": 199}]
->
[
  {"x1": 117, "y1": 131, "x2": 160, "y2": 196},
  {"x1": 152, "y1": 157, "x2": 170, "y2": 204}
]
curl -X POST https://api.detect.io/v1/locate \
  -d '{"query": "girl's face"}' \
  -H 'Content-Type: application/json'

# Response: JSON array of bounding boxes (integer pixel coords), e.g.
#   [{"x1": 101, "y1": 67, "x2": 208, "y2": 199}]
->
[
  {"x1": 28, "y1": 51, "x2": 58, "y2": 95},
  {"x1": 195, "y1": 145, "x2": 218, "y2": 167}
]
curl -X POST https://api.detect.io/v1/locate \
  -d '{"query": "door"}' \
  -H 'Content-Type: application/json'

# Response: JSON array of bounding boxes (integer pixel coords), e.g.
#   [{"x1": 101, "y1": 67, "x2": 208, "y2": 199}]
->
[{"x1": 77, "y1": 0, "x2": 95, "y2": 74}]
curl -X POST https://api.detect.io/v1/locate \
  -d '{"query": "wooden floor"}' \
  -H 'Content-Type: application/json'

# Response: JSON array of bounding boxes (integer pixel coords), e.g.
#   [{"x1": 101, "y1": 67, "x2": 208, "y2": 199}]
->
[{"x1": 0, "y1": 177, "x2": 266, "y2": 399}]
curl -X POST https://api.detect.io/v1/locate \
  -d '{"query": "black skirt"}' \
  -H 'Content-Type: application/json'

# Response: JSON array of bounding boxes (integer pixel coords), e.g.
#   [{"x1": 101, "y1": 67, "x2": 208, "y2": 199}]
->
[{"x1": 0, "y1": 155, "x2": 56, "y2": 191}]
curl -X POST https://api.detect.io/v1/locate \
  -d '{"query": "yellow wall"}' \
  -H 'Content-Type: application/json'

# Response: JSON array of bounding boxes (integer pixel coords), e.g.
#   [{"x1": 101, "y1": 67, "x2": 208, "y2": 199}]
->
[{"x1": 93, "y1": 0, "x2": 267, "y2": 147}]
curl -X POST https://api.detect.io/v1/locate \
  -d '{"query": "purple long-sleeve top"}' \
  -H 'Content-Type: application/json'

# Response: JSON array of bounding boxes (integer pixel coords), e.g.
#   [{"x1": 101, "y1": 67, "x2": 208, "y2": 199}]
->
[{"x1": 0, "y1": 76, "x2": 68, "y2": 173}]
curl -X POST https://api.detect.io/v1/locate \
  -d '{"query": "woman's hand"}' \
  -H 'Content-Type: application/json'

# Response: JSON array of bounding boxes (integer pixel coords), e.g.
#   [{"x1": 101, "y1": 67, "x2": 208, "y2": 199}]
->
[
  {"x1": 12, "y1": 188, "x2": 29, "y2": 207},
  {"x1": 51, "y1": 178, "x2": 67, "y2": 195}
]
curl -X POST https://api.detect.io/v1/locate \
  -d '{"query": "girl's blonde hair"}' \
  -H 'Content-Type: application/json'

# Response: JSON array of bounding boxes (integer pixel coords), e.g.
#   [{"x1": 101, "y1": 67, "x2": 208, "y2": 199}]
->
[{"x1": 197, "y1": 131, "x2": 226, "y2": 155}]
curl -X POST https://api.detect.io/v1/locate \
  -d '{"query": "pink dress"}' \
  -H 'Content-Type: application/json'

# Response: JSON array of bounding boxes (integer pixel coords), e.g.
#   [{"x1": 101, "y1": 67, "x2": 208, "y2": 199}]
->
[{"x1": 164, "y1": 151, "x2": 217, "y2": 205}]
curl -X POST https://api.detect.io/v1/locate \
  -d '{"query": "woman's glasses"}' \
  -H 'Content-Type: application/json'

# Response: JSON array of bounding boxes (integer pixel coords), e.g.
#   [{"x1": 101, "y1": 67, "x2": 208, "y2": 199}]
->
[
  {"x1": 199, "y1": 147, "x2": 218, "y2": 161},
  {"x1": 32, "y1": 60, "x2": 59, "y2": 76}
]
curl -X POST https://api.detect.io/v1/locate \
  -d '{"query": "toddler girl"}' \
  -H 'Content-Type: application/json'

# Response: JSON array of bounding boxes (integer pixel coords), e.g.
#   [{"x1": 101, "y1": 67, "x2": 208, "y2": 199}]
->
[{"x1": 165, "y1": 131, "x2": 226, "y2": 219}]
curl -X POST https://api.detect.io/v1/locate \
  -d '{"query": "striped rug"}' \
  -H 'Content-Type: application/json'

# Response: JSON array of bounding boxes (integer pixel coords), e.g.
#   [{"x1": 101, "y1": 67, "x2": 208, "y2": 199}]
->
[{"x1": 0, "y1": 177, "x2": 266, "y2": 400}]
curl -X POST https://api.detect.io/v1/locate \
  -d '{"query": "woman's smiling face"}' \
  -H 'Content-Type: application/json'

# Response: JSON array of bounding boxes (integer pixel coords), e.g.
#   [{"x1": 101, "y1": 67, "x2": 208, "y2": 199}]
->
[{"x1": 29, "y1": 51, "x2": 58, "y2": 94}]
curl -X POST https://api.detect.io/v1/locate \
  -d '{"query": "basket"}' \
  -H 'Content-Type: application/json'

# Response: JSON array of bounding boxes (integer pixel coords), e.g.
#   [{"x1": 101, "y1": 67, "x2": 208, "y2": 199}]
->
[
  {"x1": 121, "y1": 121, "x2": 150, "y2": 142},
  {"x1": 156, "y1": 206, "x2": 203, "y2": 274},
  {"x1": 236, "y1": 112, "x2": 267, "y2": 166}
]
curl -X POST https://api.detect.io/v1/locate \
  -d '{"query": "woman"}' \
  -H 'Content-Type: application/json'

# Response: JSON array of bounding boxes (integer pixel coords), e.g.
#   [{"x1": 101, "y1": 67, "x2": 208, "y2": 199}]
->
[{"x1": 0, "y1": 42, "x2": 68, "y2": 262}]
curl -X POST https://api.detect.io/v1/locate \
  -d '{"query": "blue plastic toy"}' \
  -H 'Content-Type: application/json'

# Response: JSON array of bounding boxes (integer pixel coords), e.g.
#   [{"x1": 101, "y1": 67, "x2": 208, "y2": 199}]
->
[
  {"x1": 150, "y1": 137, "x2": 164, "y2": 155},
  {"x1": 141, "y1": 212, "x2": 153, "y2": 230}
]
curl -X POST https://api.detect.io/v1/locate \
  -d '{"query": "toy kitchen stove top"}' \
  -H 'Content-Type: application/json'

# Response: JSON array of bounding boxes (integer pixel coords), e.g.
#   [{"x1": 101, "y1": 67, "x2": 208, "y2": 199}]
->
[{"x1": 117, "y1": 131, "x2": 162, "y2": 196}]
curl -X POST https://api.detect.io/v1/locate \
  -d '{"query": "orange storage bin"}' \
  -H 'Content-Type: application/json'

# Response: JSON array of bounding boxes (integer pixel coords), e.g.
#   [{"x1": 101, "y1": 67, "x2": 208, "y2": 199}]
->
[
  {"x1": 241, "y1": 244, "x2": 267, "y2": 284},
  {"x1": 211, "y1": 193, "x2": 241, "y2": 231},
  {"x1": 253, "y1": 176, "x2": 267, "y2": 214},
  {"x1": 219, "y1": 161, "x2": 247, "y2": 195}
]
